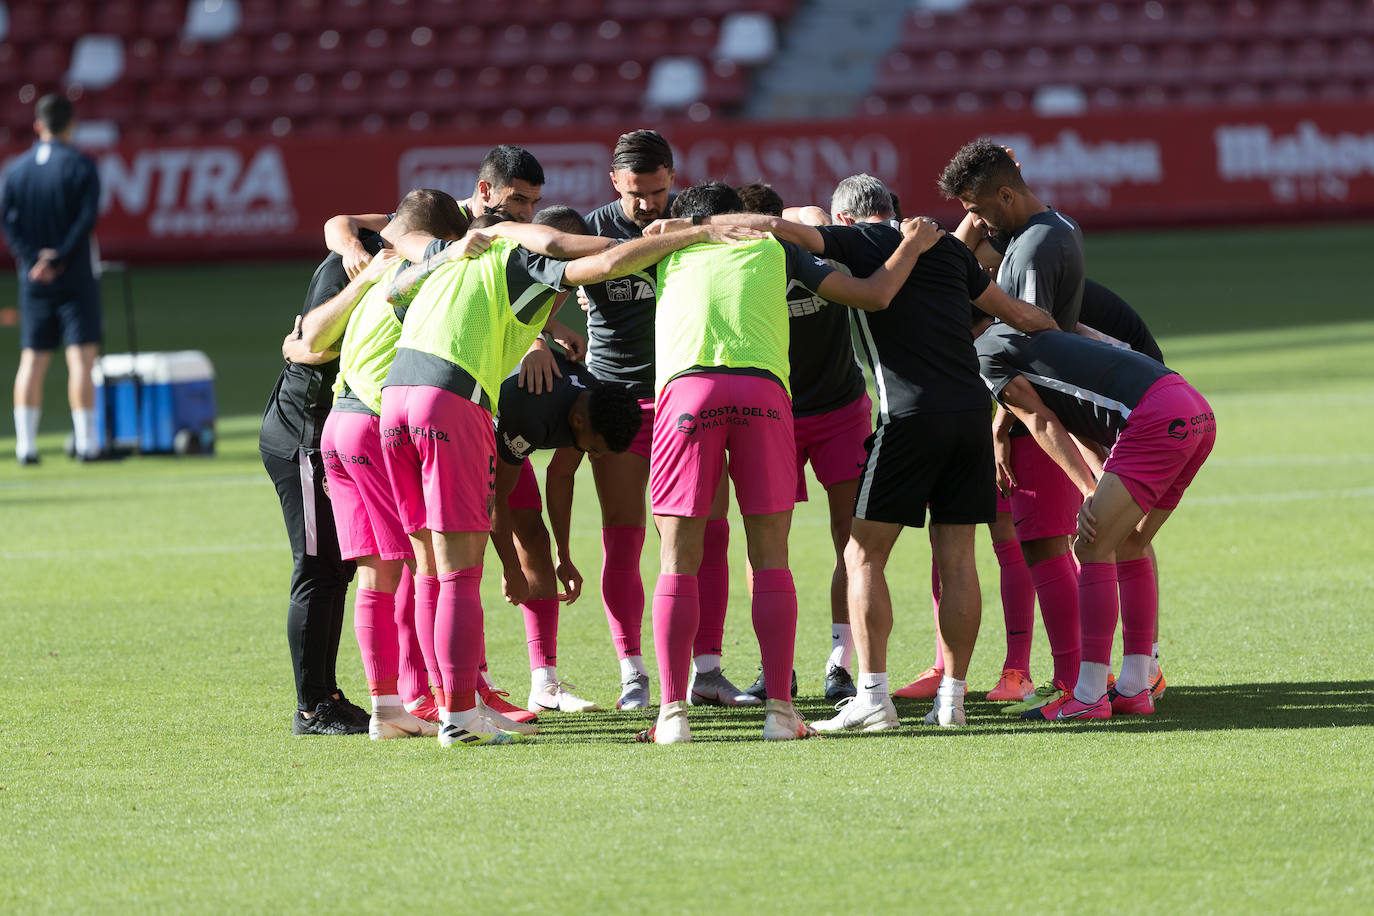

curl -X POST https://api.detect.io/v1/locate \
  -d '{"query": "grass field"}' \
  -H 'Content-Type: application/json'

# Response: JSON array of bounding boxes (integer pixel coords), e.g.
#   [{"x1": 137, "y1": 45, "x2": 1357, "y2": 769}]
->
[{"x1": 1, "y1": 225, "x2": 1372, "y2": 913}]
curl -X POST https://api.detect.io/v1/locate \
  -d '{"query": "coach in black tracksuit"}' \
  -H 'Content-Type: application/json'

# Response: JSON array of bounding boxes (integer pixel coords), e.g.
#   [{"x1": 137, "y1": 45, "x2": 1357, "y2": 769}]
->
[{"x1": 259, "y1": 230, "x2": 384, "y2": 735}]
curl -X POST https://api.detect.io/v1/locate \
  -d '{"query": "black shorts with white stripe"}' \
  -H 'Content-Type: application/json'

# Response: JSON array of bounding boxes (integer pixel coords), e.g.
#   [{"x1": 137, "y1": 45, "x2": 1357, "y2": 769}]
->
[{"x1": 853, "y1": 408, "x2": 996, "y2": 528}]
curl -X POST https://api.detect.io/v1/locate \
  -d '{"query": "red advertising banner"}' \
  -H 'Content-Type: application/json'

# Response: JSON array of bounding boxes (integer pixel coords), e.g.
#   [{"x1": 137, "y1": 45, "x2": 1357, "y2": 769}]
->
[{"x1": 3, "y1": 102, "x2": 1371, "y2": 263}]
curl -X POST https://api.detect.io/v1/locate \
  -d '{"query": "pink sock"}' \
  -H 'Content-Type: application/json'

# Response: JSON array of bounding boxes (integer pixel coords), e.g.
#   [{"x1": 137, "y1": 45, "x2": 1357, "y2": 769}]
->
[
  {"x1": 752, "y1": 569, "x2": 798, "y2": 702},
  {"x1": 930, "y1": 554, "x2": 945, "y2": 670},
  {"x1": 414, "y1": 573, "x2": 442, "y2": 699},
  {"x1": 652, "y1": 573, "x2": 699, "y2": 705},
  {"x1": 1116, "y1": 557, "x2": 1157, "y2": 658},
  {"x1": 994, "y1": 539, "x2": 1035, "y2": 675},
  {"x1": 354, "y1": 588, "x2": 400, "y2": 696},
  {"x1": 522, "y1": 597, "x2": 561, "y2": 671},
  {"x1": 694, "y1": 518, "x2": 730, "y2": 657},
  {"x1": 601, "y1": 526, "x2": 646, "y2": 658},
  {"x1": 1031, "y1": 553, "x2": 1081, "y2": 688},
  {"x1": 394, "y1": 568, "x2": 429, "y2": 703},
  {"x1": 1078, "y1": 561, "x2": 1119, "y2": 666},
  {"x1": 434, "y1": 567, "x2": 483, "y2": 711}
]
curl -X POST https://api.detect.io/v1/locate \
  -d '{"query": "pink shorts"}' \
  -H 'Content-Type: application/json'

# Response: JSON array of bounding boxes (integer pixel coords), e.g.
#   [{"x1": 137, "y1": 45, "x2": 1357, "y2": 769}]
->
[
  {"x1": 507, "y1": 459, "x2": 543, "y2": 512},
  {"x1": 794, "y1": 393, "x2": 872, "y2": 502},
  {"x1": 322, "y1": 410, "x2": 413, "y2": 561},
  {"x1": 628, "y1": 397, "x2": 655, "y2": 460},
  {"x1": 380, "y1": 385, "x2": 496, "y2": 534},
  {"x1": 650, "y1": 372, "x2": 796, "y2": 517},
  {"x1": 1105, "y1": 375, "x2": 1216, "y2": 513},
  {"x1": 1008, "y1": 434, "x2": 1081, "y2": 541}
]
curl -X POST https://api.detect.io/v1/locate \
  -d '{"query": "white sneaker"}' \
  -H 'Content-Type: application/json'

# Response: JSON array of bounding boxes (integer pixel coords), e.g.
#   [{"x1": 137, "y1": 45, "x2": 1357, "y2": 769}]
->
[
  {"x1": 689, "y1": 667, "x2": 762, "y2": 707},
  {"x1": 477, "y1": 695, "x2": 538, "y2": 736},
  {"x1": 811, "y1": 695, "x2": 900, "y2": 732},
  {"x1": 369, "y1": 704, "x2": 439, "y2": 740},
  {"x1": 437, "y1": 713, "x2": 526, "y2": 747},
  {"x1": 923, "y1": 698, "x2": 967, "y2": 727},
  {"x1": 762, "y1": 698, "x2": 817, "y2": 741},
  {"x1": 616, "y1": 673, "x2": 651, "y2": 710},
  {"x1": 528, "y1": 680, "x2": 601, "y2": 713},
  {"x1": 637, "y1": 699, "x2": 691, "y2": 745}
]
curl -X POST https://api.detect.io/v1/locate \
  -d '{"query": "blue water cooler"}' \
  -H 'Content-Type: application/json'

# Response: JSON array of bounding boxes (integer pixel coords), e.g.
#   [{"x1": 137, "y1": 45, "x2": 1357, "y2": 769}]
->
[{"x1": 93, "y1": 351, "x2": 217, "y2": 455}]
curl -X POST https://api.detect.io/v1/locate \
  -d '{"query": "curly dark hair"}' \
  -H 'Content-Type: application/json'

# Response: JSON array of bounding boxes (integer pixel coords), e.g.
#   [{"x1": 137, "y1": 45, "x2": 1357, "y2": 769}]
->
[
  {"x1": 737, "y1": 181, "x2": 784, "y2": 216},
  {"x1": 937, "y1": 139, "x2": 1025, "y2": 199},
  {"x1": 587, "y1": 385, "x2": 643, "y2": 454},
  {"x1": 669, "y1": 181, "x2": 744, "y2": 219}
]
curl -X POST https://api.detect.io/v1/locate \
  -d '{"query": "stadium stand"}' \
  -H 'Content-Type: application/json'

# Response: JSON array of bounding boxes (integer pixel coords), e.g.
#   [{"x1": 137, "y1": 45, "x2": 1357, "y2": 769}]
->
[
  {"x1": 0, "y1": 0, "x2": 799, "y2": 144},
  {"x1": 868, "y1": 0, "x2": 1374, "y2": 116}
]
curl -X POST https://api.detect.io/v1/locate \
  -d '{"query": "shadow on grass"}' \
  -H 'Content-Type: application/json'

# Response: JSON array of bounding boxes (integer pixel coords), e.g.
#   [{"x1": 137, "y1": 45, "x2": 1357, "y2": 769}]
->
[{"x1": 527, "y1": 681, "x2": 1373, "y2": 743}]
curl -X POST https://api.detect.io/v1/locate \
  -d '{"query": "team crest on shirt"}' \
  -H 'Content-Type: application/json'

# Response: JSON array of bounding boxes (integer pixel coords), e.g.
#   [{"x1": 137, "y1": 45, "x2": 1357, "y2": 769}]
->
[
  {"x1": 606, "y1": 277, "x2": 654, "y2": 302},
  {"x1": 1167, "y1": 419, "x2": 1188, "y2": 440},
  {"x1": 676, "y1": 413, "x2": 698, "y2": 435},
  {"x1": 503, "y1": 432, "x2": 533, "y2": 458}
]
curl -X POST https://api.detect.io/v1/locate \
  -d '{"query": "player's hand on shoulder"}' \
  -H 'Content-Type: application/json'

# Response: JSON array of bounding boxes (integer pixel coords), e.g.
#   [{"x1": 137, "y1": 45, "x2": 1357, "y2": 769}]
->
[
  {"x1": 701, "y1": 223, "x2": 765, "y2": 244},
  {"x1": 643, "y1": 217, "x2": 691, "y2": 235},
  {"x1": 360, "y1": 247, "x2": 401, "y2": 281},
  {"x1": 518, "y1": 338, "x2": 561, "y2": 393},
  {"x1": 455, "y1": 230, "x2": 493, "y2": 259},
  {"x1": 554, "y1": 327, "x2": 587, "y2": 362},
  {"x1": 900, "y1": 216, "x2": 946, "y2": 252}
]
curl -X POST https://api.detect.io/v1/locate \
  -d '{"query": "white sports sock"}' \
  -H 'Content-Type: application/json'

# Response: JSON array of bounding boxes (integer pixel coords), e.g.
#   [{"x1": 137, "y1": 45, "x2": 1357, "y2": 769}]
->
[
  {"x1": 1149, "y1": 642, "x2": 1161, "y2": 678},
  {"x1": 371, "y1": 693, "x2": 402, "y2": 712},
  {"x1": 937, "y1": 675, "x2": 967, "y2": 701},
  {"x1": 620, "y1": 654, "x2": 647, "y2": 680},
  {"x1": 857, "y1": 671, "x2": 889, "y2": 705},
  {"x1": 1074, "y1": 661, "x2": 1111, "y2": 704},
  {"x1": 1117, "y1": 654, "x2": 1152, "y2": 696},
  {"x1": 693, "y1": 653, "x2": 721, "y2": 674},
  {"x1": 828, "y1": 624, "x2": 854, "y2": 671},
  {"x1": 441, "y1": 707, "x2": 480, "y2": 729},
  {"x1": 72, "y1": 407, "x2": 96, "y2": 457},
  {"x1": 531, "y1": 666, "x2": 557, "y2": 689},
  {"x1": 14, "y1": 407, "x2": 39, "y2": 459}
]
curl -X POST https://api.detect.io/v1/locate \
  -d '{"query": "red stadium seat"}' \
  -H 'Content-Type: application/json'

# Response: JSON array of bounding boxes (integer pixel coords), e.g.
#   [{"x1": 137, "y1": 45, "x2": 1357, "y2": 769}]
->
[
  {"x1": 188, "y1": 76, "x2": 232, "y2": 125},
  {"x1": 375, "y1": 0, "x2": 421, "y2": 28},
  {"x1": 165, "y1": 40, "x2": 211, "y2": 83},
  {"x1": 6, "y1": 3, "x2": 49, "y2": 42},
  {"x1": 231, "y1": 75, "x2": 279, "y2": 121},
  {"x1": 256, "y1": 32, "x2": 300, "y2": 77},
  {"x1": 94, "y1": 0, "x2": 139, "y2": 37},
  {"x1": 85, "y1": 81, "x2": 138, "y2": 123},
  {"x1": 1196, "y1": 41, "x2": 1242, "y2": 85},
  {"x1": 1178, "y1": 2, "x2": 1220, "y2": 41},
  {"x1": 122, "y1": 37, "x2": 162, "y2": 83},
  {"x1": 323, "y1": 70, "x2": 369, "y2": 118},
  {"x1": 536, "y1": 21, "x2": 586, "y2": 65},
  {"x1": 238, "y1": 0, "x2": 281, "y2": 36},
  {"x1": 333, "y1": 0, "x2": 374, "y2": 31},
  {"x1": 25, "y1": 41, "x2": 69, "y2": 86},
  {"x1": 300, "y1": 30, "x2": 350, "y2": 75},
  {"x1": 282, "y1": 72, "x2": 320, "y2": 118},
  {"x1": 281, "y1": 0, "x2": 324, "y2": 33},
  {"x1": 370, "y1": 69, "x2": 416, "y2": 115},
  {"x1": 398, "y1": 26, "x2": 441, "y2": 71},
  {"x1": 1153, "y1": 42, "x2": 1195, "y2": 87},
  {"x1": 138, "y1": 80, "x2": 184, "y2": 129},
  {"x1": 350, "y1": 28, "x2": 397, "y2": 73},
  {"x1": 441, "y1": 25, "x2": 490, "y2": 63},
  {"x1": 140, "y1": 0, "x2": 186, "y2": 40},
  {"x1": 1218, "y1": 0, "x2": 1265, "y2": 42},
  {"x1": 208, "y1": 34, "x2": 256, "y2": 79},
  {"x1": 49, "y1": 1, "x2": 95, "y2": 42},
  {"x1": 1240, "y1": 40, "x2": 1286, "y2": 82}
]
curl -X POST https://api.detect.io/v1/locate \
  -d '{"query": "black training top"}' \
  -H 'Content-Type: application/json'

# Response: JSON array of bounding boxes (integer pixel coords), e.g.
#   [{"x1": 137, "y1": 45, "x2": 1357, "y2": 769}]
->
[
  {"x1": 494, "y1": 352, "x2": 589, "y2": 465},
  {"x1": 581, "y1": 199, "x2": 668, "y2": 398},
  {"x1": 1, "y1": 139, "x2": 101, "y2": 299},
  {"x1": 991, "y1": 209, "x2": 1085, "y2": 331},
  {"x1": 976, "y1": 323, "x2": 1175, "y2": 447},
  {"x1": 786, "y1": 263, "x2": 866, "y2": 417},
  {"x1": 817, "y1": 222, "x2": 991, "y2": 421},
  {"x1": 1078, "y1": 279, "x2": 1164, "y2": 363},
  {"x1": 260, "y1": 230, "x2": 384, "y2": 459}
]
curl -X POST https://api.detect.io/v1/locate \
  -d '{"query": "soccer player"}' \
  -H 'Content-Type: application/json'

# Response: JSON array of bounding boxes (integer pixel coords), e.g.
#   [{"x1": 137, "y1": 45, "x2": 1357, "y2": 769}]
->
[
  {"x1": 295, "y1": 190, "x2": 477, "y2": 740},
  {"x1": 323, "y1": 145, "x2": 546, "y2": 278},
  {"x1": 261, "y1": 219, "x2": 391, "y2": 735},
  {"x1": 905, "y1": 139, "x2": 1088, "y2": 712},
  {"x1": 736, "y1": 180, "x2": 871, "y2": 703},
  {"x1": 490, "y1": 350, "x2": 644, "y2": 713},
  {"x1": 637, "y1": 182, "x2": 948, "y2": 744},
  {"x1": 581, "y1": 130, "x2": 749, "y2": 711},
  {"x1": 2, "y1": 94, "x2": 103, "y2": 464},
  {"x1": 974, "y1": 321, "x2": 1215, "y2": 719},
  {"x1": 699, "y1": 175, "x2": 1058, "y2": 729},
  {"x1": 379, "y1": 214, "x2": 759, "y2": 747}
]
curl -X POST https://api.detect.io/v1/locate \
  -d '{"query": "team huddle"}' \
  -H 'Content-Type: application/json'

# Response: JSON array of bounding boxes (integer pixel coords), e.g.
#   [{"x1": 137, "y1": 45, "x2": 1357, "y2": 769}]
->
[{"x1": 259, "y1": 129, "x2": 1216, "y2": 746}]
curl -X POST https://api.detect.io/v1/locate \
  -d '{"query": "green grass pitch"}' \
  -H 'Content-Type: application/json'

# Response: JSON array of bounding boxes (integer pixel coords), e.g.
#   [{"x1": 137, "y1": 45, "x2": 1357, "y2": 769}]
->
[{"x1": 1, "y1": 225, "x2": 1371, "y2": 913}]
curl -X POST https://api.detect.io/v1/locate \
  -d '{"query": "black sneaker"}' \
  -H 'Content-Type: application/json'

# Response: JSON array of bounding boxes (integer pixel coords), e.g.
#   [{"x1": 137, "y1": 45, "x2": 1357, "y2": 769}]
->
[
  {"x1": 292, "y1": 699, "x2": 368, "y2": 736},
  {"x1": 17, "y1": 454, "x2": 39, "y2": 467},
  {"x1": 332, "y1": 690, "x2": 371, "y2": 727},
  {"x1": 743, "y1": 666, "x2": 798, "y2": 702},
  {"x1": 824, "y1": 664, "x2": 858, "y2": 702}
]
